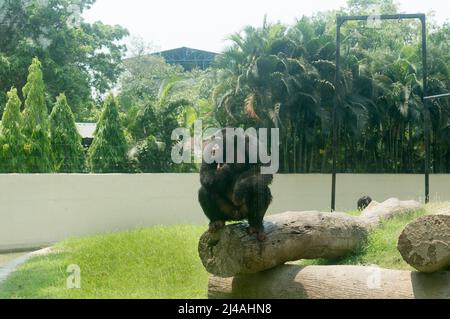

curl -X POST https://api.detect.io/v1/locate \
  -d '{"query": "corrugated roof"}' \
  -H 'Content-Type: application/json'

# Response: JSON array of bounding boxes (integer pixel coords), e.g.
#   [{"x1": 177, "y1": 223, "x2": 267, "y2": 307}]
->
[{"x1": 155, "y1": 46, "x2": 218, "y2": 56}]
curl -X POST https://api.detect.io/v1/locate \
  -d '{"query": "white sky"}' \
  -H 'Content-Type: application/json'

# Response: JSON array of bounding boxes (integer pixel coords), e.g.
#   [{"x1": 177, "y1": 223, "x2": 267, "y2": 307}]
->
[{"x1": 83, "y1": 0, "x2": 450, "y2": 53}]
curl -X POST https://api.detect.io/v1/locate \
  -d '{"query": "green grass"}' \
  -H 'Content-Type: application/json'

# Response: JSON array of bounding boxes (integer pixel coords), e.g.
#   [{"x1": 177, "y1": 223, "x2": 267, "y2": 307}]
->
[
  {"x1": 0, "y1": 225, "x2": 209, "y2": 299},
  {"x1": 0, "y1": 203, "x2": 448, "y2": 299}
]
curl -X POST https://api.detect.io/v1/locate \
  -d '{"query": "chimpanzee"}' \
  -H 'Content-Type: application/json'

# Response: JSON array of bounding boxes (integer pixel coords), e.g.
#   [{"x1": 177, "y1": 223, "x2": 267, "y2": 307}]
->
[
  {"x1": 357, "y1": 196, "x2": 372, "y2": 211},
  {"x1": 198, "y1": 129, "x2": 273, "y2": 241}
]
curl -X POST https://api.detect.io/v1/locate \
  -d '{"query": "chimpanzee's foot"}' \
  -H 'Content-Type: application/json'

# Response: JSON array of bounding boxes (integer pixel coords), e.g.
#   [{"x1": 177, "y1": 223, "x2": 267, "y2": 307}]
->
[
  {"x1": 247, "y1": 226, "x2": 267, "y2": 241},
  {"x1": 209, "y1": 221, "x2": 225, "y2": 233}
]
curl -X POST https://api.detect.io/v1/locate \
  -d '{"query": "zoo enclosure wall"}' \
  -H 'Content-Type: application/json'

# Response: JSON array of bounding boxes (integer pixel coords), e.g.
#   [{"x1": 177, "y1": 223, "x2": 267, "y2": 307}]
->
[{"x1": 0, "y1": 174, "x2": 449, "y2": 252}]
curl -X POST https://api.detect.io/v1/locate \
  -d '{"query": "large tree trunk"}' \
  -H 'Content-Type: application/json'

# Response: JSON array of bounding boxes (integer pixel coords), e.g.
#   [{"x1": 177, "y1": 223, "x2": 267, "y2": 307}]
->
[
  {"x1": 208, "y1": 264, "x2": 450, "y2": 299},
  {"x1": 397, "y1": 207, "x2": 450, "y2": 273},
  {"x1": 199, "y1": 198, "x2": 421, "y2": 278}
]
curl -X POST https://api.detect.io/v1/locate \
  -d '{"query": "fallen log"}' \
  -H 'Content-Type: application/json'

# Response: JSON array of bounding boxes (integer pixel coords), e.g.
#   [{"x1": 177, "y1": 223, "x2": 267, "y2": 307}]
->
[
  {"x1": 208, "y1": 264, "x2": 450, "y2": 299},
  {"x1": 397, "y1": 207, "x2": 450, "y2": 273},
  {"x1": 359, "y1": 198, "x2": 422, "y2": 226},
  {"x1": 199, "y1": 198, "x2": 421, "y2": 277}
]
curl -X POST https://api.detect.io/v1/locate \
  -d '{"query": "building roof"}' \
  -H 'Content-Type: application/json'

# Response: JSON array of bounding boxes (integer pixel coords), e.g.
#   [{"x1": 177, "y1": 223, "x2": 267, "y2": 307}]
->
[
  {"x1": 76, "y1": 123, "x2": 97, "y2": 139},
  {"x1": 155, "y1": 46, "x2": 218, "y2": 56},
  {"x1": 152, "y1": 47, "x2": 218, "y2": 71}
]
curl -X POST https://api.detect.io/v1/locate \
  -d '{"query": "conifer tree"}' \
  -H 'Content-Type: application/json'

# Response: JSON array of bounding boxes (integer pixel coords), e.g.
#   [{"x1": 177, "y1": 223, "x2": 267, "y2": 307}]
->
[
  {"x1": 0, "y1": 87, "x2": 26, "y2": 172},
  {"x1": 22, "y1": 58, "x2": 53, "y2": 172},
  {"x1": 88, "y1": 94, "x2": 128, "y2": 173},
  {"x1": 50, "y1": 93, "x2": 85, "y2": 173}
]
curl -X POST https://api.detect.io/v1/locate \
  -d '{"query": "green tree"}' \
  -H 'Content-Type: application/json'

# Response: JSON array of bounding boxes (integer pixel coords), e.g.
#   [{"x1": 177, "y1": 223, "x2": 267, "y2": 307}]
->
[
  {"x1": 0, "y1": 0, "x2": 128, "y2": 118},
  {"x1": 50, "y1": 93, "x2": 85, "y2": 172},
  {"x1": 212, "y1": 1, "x2": 450, "y2": 173},
  {"x1": 89, "y1": 94, "x2": 128, "y2": 173},
  {"x1": 22, "y1": 57, "x2": 53, "y2": 173},
  {"x1": 0, "y1": 87, "x2": 26, "y2": 172},
  {"x1": 119, "y1": 37, "x2": 184, "y2": 111}
]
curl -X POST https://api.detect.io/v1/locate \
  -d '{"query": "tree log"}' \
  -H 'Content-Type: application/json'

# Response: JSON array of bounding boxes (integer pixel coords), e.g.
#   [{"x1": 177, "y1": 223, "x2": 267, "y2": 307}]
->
[
  {"x1": 208, "y1": 264, "x2": 450, "y2": 299},
  {"x1": 397, "y1": 208, "x2": 450, "y2": 273},
  {"x1": 359, "y1": 198, "x2": 422, "y2": 227},
  {"x1": 199, "y1": 198, "x2": 421, "y2": 277}
]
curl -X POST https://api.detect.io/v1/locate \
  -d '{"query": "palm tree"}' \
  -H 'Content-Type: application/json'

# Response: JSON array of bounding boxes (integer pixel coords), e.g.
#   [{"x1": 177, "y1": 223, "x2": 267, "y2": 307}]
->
[{"x1": 212, "y1": 8, "x2": 450, "y2": 174}]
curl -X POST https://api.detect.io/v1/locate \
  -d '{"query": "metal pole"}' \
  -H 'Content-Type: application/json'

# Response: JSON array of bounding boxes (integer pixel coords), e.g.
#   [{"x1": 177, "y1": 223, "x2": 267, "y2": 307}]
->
[
  {"x1": 421, "y1": 16, "x2": 431, "y2": 204},
  {"x1": 424, "y1": 93, "x2": 450, "y2": 100},
  {"x1": 332, "y1": 18, "x2": 342, "y2": 212}
]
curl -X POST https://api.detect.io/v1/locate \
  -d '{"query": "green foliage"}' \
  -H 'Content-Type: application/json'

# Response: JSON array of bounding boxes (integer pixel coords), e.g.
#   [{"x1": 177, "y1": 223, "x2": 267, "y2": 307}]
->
[
  {"x1": 129, "y1": 135, "x2": 167, "y2": 173},
  {"x1": 50, "y1": 93, "x2": 86, "y2": 173},
  {"x1": 129, "y1": 100, "x2": 187, "y2": 173},
  {"x1": 21, "y1": 57, "x2": 53, "y2": 173},
  {"x1": 122, "y1": 64, "x2": 219, "y2": 173},
  {"x1": 0, "y1": 0, "x2": 128, "y2": 119},
  {"x1": 119, "y1": 54, "x2": 184, "y2": 111},
  {"x1": 118, "y1": 39, "x2": 220, "y2": 173},
  {"x1": 88, "y1": 94, "x2": 128, "y2": 173},
  {"x1": 213, "y1": 0, "x2": 450, "y2": 173},
  {"x1": 22, "y1": 58, "x2": 48, "y2": 133},
  {"x1": 0, "y1": 87, "x2": 26, "y2": 172}
]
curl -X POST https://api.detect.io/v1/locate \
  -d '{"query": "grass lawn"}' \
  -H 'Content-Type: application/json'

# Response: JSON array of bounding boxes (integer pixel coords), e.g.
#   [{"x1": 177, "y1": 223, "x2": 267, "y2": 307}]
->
[
  {"x1": 0, "y1": 226, "x2": 209, "y2": 299},
  {"x1": 0, "y1": 202, "x2": 447, "y2": 299}
]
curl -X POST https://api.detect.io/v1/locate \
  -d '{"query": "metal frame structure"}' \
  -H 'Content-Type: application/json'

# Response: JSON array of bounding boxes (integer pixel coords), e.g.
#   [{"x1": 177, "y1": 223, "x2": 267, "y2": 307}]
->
[{"x1": 332, "y1": 14, "x2": 431, "y2": 211}]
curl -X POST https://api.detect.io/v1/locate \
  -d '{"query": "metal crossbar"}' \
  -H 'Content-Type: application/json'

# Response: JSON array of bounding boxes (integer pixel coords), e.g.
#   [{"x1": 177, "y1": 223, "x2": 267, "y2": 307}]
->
[{"x1": 424, "y1": 93, "x2": 450, "y2": 100}]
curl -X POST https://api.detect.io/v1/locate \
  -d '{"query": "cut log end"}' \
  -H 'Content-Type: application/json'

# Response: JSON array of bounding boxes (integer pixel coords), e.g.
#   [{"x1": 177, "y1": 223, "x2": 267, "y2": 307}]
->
[
  {"x1": 398, "y1": 214, "x2": 450, "y2": 273},
  {"x1": 198, "y1": 224, "x2": 250, "y2": 278}
]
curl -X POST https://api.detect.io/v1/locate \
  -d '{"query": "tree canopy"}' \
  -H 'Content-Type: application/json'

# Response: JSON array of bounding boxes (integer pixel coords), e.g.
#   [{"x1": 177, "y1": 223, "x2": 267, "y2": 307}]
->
[
  {"x1": 212, "y1": 0, "x2": 450, "y2": 173},
  {"x1": 0, "y1": 0, "x2": 449, "y2": 174},
  {"x1": 0, "y1": 0, "x2": 128, "y2": 119}
]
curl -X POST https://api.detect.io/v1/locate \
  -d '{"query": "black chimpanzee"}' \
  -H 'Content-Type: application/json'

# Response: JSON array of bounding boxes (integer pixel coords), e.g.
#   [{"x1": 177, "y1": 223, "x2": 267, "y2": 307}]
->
[
  {"x1": 198, "y1": 128, "x2": 273, "y2": 241},
  {"x1": 357, "y1": 196, "x2": 372, "y2": 211}
]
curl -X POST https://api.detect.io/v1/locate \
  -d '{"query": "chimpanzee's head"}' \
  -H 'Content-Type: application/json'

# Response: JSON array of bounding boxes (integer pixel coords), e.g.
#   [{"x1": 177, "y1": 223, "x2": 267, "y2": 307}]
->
[{"x1": 357, "y1": 196, "x2": 372, "y2": 211}]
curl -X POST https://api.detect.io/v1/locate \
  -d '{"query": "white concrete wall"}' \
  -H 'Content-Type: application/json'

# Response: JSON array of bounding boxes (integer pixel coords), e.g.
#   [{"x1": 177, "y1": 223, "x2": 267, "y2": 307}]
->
[{"x1": 1, "y1": 174, "x2": 449, "y2": 251}]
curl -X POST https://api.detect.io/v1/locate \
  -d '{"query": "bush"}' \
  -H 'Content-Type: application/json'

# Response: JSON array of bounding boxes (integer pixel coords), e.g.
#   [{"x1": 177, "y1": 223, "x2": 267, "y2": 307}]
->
[
  {"x1": 50, "y1": 93, "x2": 86, "y2": 173},
  {"x1": 88, "y1": 94, "x2": 129, "y2": 173},
  {"x1": 0, "y1": 87, "x2": 26, "y2": 173},
  {"x1": 22, "y1": 58, "x2": 53, "y2": 173}
]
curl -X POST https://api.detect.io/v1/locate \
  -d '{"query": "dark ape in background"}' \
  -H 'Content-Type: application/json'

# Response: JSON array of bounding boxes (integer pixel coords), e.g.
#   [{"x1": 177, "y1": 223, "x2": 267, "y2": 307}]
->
[{"x1": 357, "y1": 196, "x2": 372, "y2": 211}]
